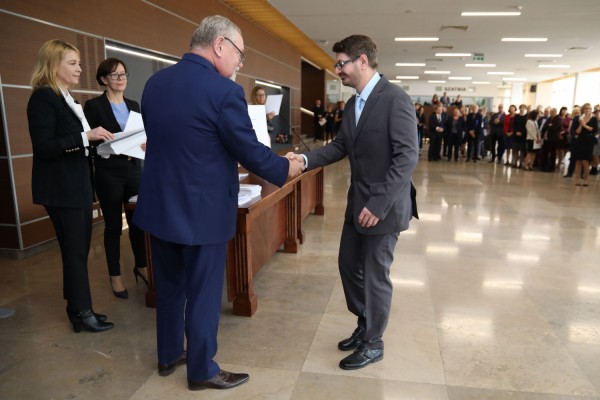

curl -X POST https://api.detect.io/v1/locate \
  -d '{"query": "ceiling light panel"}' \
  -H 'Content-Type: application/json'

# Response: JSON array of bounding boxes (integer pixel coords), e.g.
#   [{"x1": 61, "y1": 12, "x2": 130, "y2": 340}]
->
[
  {"x1": 502, "y1": 37, "x2": 548, "y2": 42},
  {"x1": 395, "y1": 37, "x2": 439, "y2": 41},
  {"x1": 396, "y1": 63, "x2": 426, "y2": 66},
  {"x1": 461, "y1": 11, "x2": 521, "y2": 16},
  {"x1": 435, "y1": 53, "x2": 472, "y2": 57}
]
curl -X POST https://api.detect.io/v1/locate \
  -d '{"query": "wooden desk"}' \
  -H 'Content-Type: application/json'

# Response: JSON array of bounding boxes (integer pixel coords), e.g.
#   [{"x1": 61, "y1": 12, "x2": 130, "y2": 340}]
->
[
  {"x1": 227, "y1": 167, "x2": 324, "y2": 316},
  {"x1": 130, "y1": 167, "x2": 324, "y2": 314}
]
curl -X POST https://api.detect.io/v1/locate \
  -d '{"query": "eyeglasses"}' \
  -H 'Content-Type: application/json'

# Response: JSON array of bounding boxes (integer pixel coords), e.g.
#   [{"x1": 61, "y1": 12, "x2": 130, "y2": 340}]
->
[
  {"x1": 224, "y1": 37, "x2": 246, "y2": 63},
  {"x1": 334, "y1": 56, "x2": 360, "y2": 70},
  {"x1": 108, "y1": 72, "x2": 129, "y2": 81}
]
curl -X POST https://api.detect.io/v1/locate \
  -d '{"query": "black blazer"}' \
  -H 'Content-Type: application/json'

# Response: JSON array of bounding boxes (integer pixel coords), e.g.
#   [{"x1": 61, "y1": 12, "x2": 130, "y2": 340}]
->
[
  {"x1": 27, "y1": 87, "x2": 90, "y2": 208},
  {"x1": 428, "y1": 112, "x2": 448, "y2": 135},
  {"x1": 83, "y1": 91, "x2": 140, "y2": 169}
]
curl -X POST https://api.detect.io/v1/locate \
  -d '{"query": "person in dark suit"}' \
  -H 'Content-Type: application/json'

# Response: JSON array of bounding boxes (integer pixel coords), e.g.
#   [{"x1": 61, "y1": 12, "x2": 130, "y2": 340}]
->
[
  {"x1": 290, "y1": 34, "x2": 418, "y2": 370},
  {"x1": 84, "y1": 58, "x2": 147, "y2": 299},
  {"x1": 27, "y1": 39, "x2": 115, "y2": 332},
  {"x1": 539, "y1": 108, "x2": 563, "y2": 172},
  {"x1": 312, "y1": 99, "x2": 325, "y2": 141},
  {"x1": 446, "y1": 108, "x2": 465, "y2": 161},
  {"x1": 428, "y1": 103, "x2": 447, "y2": 161},
  {"x1": 465, "y1": 104, "x2": 483, "y2": 162},
  {"x1": 132, "y1": 16, "x2": 304, "y2": 391}
]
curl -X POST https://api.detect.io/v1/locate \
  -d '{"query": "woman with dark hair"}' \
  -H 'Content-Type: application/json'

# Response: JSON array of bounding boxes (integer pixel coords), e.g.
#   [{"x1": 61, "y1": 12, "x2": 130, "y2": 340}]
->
[
  {"x1": 557, "y1": 106, "x2": 570, "y2": 168},
  {"x1": 27, "y1": 39, "x2": 115, "y2": 332},
  {"x1": 503, "y1": 105, "x2": 517, "y2": 166},
  {"x1": 84, "y1": 58, "x2": 148, "y2": 299}
]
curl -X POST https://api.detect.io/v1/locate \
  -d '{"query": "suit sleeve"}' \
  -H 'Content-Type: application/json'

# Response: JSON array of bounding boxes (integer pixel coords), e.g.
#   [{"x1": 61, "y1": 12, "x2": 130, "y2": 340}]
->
[
  {"x1": 28, "y1": 89, "x2": 84, "y2": 161},
  {"x1": 364, "y1": 90, "x2": 418, "y2": 220},
  {"x1": 216, "y1": 85, "x2": 288, "y2": 187}
]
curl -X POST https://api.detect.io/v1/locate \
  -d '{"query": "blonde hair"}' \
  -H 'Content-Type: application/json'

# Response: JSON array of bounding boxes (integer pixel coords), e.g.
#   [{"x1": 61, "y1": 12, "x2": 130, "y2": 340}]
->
[{"x1": 30, "y1": 39, "x2": 80, "y2": 94}]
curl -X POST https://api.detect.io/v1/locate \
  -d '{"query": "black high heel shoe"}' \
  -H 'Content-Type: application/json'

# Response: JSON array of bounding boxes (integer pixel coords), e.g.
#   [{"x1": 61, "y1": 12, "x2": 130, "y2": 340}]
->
[
  {"x1": 133, "y1": 267, "x2": 149, "y2": 287},
  {"x1": 110, "y1": 277, "x2": 128, "y2": 299},
  {"x1": 71, "y1": 309, "x2": 114, "y2": 333}
]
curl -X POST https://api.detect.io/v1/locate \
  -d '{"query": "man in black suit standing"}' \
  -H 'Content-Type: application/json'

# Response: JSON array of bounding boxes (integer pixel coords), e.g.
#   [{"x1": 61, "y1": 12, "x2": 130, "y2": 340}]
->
[
  {"x1": 289, "y1": 34, "x2": 418, "y2": 370},
  {"x1": 428, "y1": 103, "x2": 447, "y2": 161},
  {"x1": 312, "y1": 99, "x2": 324, "y2": 141}
]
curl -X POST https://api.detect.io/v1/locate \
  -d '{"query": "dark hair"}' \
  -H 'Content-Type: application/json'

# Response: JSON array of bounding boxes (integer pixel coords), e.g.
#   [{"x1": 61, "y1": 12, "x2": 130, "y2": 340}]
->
[
  {"x1": 332, "y1": 35, "x2": 378, "y2": 68},
  {"x1": 96, "y1": 57, "x2": 128, "y2": 86},
  {"x1": 528, "y1": 110, "x2": 539, "y2": 120},
  {"x1": 559, "y1": 106, "x2": 568, "y2": 115}
]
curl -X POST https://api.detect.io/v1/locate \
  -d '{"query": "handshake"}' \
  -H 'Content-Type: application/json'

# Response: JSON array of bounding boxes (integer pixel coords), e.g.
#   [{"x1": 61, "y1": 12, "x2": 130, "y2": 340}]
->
[{"x1": 284, "y1": 152, "x2": 306, "y2": 178}]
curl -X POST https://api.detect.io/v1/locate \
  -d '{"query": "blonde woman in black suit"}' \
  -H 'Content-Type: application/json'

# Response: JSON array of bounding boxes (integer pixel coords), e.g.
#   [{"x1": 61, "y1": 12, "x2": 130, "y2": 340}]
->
[
  {"x1": 84, "y1": 58, "x2": 148, "y2": 299},
  {"x1": 27, "y1": 39, "x2": 115, "y2": 332}
]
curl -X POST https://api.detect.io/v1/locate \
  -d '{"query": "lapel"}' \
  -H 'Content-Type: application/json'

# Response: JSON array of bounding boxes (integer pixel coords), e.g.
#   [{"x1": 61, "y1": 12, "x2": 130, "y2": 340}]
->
[
  {"x1": 353, "y1": 75, "x2": 386, "y2": 143},
  {"x1": 100, "y1": 92, "x2": 123, "y2": 132},
  {"x1": 59, "y1": 94, "x2": 84, "y2": 130}
]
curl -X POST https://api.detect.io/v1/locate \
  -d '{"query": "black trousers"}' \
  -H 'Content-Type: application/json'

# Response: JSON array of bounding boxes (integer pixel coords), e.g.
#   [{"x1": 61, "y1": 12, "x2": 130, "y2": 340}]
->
[
  {"x1": 338, "y1": 221, "x2": 399, "y2": 348},
  {"x1": 95, "y1": 161, "x2": 146, "y2": 277},
  {"x1": 540, "y1": 140, "x2": 558, "y2": 171},
  {"x1": 45, "y1": 190, "x2": 93, "y2": 313},
  {"x1": 490, "y1": 132, "x2": 505, "y2": 161},
  {"x1": 428, "y1": 133, "x2": 443, "y2": 161},
  {"x1": 446, "y1": 134, "x2": 461, "y2": 160}
]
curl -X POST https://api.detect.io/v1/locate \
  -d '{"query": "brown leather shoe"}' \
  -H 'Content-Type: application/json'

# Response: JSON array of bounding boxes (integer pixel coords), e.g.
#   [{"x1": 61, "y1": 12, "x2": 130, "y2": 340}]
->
[
  {"x1": 158, "y1": 351, "x2": 186, "y2": 377},
  {"x1": 188, "y1": 370, "x2": 249, "y2": 391}
]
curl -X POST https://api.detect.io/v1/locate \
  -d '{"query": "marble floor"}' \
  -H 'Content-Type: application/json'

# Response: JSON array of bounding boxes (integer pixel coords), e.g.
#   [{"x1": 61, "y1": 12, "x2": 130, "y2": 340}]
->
[{"x1": 1, "y1": 148, "x2": 600, "y2": 400}]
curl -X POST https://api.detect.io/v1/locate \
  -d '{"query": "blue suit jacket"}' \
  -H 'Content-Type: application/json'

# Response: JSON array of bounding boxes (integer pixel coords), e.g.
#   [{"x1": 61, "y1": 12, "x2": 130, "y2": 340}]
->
[{"x1": 133, "y1": 53, "x2": 289, "y2": 245}]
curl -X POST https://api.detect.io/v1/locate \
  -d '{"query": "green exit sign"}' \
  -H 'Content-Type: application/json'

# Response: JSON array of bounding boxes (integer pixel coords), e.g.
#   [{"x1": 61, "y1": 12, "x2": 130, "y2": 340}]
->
[{"x1": 473, "y1": 53, "x2": 484, "y2": 62}]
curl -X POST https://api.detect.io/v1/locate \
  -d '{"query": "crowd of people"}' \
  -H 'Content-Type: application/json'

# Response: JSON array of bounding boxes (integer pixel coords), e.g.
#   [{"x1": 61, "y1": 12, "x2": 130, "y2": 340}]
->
[
  {"x1": 312, "y1": 98, "x2": 345, "y2": 142},
  {"x1": 417, "y1": 101, "x2": 600, "y2": 186}
]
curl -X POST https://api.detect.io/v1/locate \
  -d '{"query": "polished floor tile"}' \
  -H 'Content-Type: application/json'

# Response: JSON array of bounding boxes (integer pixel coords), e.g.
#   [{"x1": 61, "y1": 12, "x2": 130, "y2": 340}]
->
[{"x1": 2, "y1": 147, "x2": 600, "y2": 399}]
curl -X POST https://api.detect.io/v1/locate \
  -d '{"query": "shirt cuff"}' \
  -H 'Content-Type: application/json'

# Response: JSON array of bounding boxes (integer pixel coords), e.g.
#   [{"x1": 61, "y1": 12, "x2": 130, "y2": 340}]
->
[
  {"x1": 301, "y1": 154, "x2": 308, "y2": 170},
  {"x1": 81, "y1": 132, "x2": 89, "y2": 147}
]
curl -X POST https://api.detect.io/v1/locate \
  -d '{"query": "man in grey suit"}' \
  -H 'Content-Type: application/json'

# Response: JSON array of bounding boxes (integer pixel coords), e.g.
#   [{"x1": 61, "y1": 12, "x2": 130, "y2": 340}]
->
[{"x1": 288, "y1": 34, "x2": 418, "y2": 370}]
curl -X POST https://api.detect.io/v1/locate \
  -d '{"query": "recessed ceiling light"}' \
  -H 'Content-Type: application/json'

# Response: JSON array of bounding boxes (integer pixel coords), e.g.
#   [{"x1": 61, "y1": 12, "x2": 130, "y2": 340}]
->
[
  {"x1": 435, "y1": 53, "x2": 472, "y2": 57},
  {"x1": 390, "y1": 80, "x2": 402, "y2": 83},
  {"x1": 395, "y1": 37, "x2": 439, "y2": 41},
  {"x1": 472, "y1": 81, "x2": 491, "y2": 84},
  {"x1": 395, "y1": 63, "x2": 426, "y2": 66},
  {"x1": 538, "y1": 64, "x2": 571, "y2": 68},
  {"x1": 501, "y1": 38, "x2": 548, "y2": 42},
  {"x1": 428, "y1": 80, "x2": 446, "y2": 83},
  {"x1": 461, "y1": 11, "x2": 521, "y2": 16},
  {"x1": 424, "y1": 70, "x2": 451, "y2": 74},
  {"x1": 487, "y1": 71, "x2": 514, "y2": 75},
  {"x1": 503, "y1": 77, "x2": 527, "y2": 81},
  {"x1": 465, "y1": 63, "x2": 496, "y2": 67},
  {"x1": 448, "y1": 77, "x2": 472, "y2": 80},
  {"x1": 395, "y1": 76, "x2": 419, "y2": 79},
  {"x1": 524, "y1": 54, "x2": 562, "y2": 57}
]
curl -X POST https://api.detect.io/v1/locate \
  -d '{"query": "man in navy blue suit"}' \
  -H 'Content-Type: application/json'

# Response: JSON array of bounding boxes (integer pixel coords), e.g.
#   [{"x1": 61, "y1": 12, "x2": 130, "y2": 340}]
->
[{"x1": 133, "y1": 15, "x2": 304, "y2": 391}]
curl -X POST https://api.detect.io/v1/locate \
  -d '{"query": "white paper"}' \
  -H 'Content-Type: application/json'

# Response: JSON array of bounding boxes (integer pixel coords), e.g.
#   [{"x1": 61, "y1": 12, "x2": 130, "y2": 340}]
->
[
  {"x1": 96, "y1": 111, "x2": 147, "y2": 159},
  {"x1": 248, "y1": 105, "x2": 271, "y2": 147},
  {"x1": 265, "y1": 94, "x2": 283, "y2": 115}
]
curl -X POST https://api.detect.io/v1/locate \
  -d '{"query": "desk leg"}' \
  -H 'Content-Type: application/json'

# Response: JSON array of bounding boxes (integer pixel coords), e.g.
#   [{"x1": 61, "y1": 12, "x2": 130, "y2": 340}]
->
[
  {"x1": 144, "y1": 233, "x2": 156, "y2": 308},
  {"x1": 227, "y1": 231, "x2": 257, "y2": 317},
  {"x1": 284, "y1": 190, "x2": 299, "y2": 253},
  {"x1": 315, "y1": 169, "x2": 325, "y2": 215}
]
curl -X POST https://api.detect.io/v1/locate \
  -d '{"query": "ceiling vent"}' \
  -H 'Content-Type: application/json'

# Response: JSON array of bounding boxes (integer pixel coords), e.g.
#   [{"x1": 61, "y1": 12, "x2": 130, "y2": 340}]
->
[
  {"x1": 441, "y1": 26, "x2": 469, "y2": 32},
  {"x1": 432, "y1": 46, "x2": 453, "y2": 50},
  {"x1": 425, "y1": 58, "x2": 444, "y2": 62}
]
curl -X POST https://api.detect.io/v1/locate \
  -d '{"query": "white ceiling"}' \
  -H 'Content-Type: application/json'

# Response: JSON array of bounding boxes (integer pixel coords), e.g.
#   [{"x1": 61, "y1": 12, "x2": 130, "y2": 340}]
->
[{"x1": 267, "y1": 0, "x2": 600, "y2": 87}]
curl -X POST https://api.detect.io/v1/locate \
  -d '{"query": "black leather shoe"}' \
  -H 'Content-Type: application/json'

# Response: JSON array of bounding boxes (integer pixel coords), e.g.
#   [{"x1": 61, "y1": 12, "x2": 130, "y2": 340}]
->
[
  {"x1": 188, "y1": 370, "x2": 249, "y2": 391},
  {"x1": 66, "y1": 308, "x2": 106, "y2": 322},
  {"x1": 338, "y1": 327, "x2": 364, "y2": 351},
  {"x1": 339, "y1": 345, "x2": 383, "y2": 370},
  {"x1": 158, "y1": 351, "x2": 186, "y2": 377},
  {"x1": 71, "y1": 309, "x2": 114, "y2": 333}
]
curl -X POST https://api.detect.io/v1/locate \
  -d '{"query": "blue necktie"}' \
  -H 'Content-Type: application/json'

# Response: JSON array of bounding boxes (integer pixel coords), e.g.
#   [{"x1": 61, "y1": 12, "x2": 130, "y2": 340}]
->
[{"x1": 355, "y1": 96, "x2": 365, "y2": 125}]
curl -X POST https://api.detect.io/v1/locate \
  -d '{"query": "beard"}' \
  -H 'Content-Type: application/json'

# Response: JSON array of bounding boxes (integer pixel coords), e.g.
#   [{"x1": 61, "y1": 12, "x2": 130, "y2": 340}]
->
[{"x1": 230, "y1": 66, "x2": 239, "y2": 81}]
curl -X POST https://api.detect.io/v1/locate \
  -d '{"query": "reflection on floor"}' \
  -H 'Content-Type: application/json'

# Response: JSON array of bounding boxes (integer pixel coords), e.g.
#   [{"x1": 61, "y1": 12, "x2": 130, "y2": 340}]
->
[{"x1": 1, "y1": 151, "x2": 600, "y2": 400}]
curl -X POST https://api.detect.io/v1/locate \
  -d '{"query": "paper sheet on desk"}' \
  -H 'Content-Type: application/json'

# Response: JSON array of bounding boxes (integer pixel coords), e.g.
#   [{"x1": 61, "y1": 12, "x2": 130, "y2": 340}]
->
[
  {"x1": 96, "y1": 111, "x2": 147, "y2": 159},
  {"x1": 266, "y1": 94, "x2": 283, "y2": 115}
]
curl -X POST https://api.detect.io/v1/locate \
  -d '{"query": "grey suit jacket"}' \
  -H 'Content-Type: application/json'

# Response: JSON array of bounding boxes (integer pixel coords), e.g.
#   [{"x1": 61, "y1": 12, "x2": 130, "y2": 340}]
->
[{"x1": 305, "y1": 75, "x2": 418, "y2": 235}]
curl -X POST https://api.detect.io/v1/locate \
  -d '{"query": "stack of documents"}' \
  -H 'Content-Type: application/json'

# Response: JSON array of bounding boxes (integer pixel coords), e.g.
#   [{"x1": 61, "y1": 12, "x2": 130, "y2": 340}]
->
[
  {"x1": 238, "y1": 184, "x2": 262, "y2": 206},
  {"x1": 97, "y1": 111, "x2": 146, "y2": 160}
]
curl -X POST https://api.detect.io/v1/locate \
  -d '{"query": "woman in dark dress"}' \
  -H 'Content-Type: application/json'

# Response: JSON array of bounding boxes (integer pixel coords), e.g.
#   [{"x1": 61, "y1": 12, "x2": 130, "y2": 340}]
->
[
  {"x1": 324, "y1": 103, "x2": 336, "y2": 143},
  {"x1": 27, "y1": 39, "x2": 115, "y2": 332},
  {"x1": 334, "y1": 100, "x2": 345, "y2": 137},
  {"x1": 84, "y1": 58, "x2": 148, "y2": 299},
  {"x1": 572, "y1": 103, "x2": 598, "y2": 186}
]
